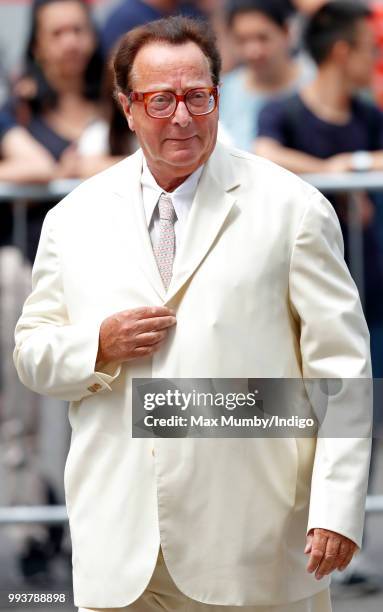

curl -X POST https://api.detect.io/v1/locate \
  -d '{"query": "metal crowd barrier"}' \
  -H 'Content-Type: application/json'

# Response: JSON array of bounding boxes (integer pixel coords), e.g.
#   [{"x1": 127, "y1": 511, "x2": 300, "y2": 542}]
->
[
  {"x1": 2, "y1": 170, "x2": 383, "y2": 302},
  {"x1": 1, "y1": 172, "x2": 383, "y2": 525},
  {"x1": 302, "y1": 171, "x2": 383, "y2": 304},
  {"x1": 0, "y1": 179, "x2": 80, "y2": 256},
  {"x1": 0, "y1": 495, "x2": 383, "y2": 527},
  {"x1": 302, "y1": 170, "x2": 383, "y2": 191},
  {"x1": 0, "y1": 495, "x2": 382, "y2": 525}
]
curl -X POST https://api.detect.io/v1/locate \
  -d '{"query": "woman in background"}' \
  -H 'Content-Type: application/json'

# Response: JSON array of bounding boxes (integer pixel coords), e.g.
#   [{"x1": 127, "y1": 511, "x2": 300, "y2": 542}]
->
[{"x1": 1, "y1": 0, "x2": 133, "y2": 261}]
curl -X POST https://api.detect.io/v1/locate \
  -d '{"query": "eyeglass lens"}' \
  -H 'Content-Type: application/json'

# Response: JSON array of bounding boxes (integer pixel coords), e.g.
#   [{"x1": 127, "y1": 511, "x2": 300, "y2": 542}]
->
[{"x1": 147, "y1": 89, "x2": 215, "y2": 117}]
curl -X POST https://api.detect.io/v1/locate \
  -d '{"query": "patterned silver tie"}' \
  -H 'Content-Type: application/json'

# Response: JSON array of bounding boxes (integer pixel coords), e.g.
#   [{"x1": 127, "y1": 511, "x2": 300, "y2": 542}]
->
[{"x1": 154, "y1": 193, "x2": 177, "y2": 290}]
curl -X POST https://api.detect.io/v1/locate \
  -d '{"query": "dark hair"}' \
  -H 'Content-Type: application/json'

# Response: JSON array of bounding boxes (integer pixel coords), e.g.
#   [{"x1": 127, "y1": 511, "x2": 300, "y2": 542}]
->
[
  {"x1": 100, "y1": 62, "x2": 136, "y2": 156},
  {"x1": 303, "y1": 0, "x2": 371, "y2": 65},
  {"x1": 225, "y1": 0, "x2": 291, "y2": 29},
  {"x1": 21, "y1": 0, "x2": 104, "y2": 114},
  {"x1": 113, "y1": 15, "x2": 221, "y2": 96}
]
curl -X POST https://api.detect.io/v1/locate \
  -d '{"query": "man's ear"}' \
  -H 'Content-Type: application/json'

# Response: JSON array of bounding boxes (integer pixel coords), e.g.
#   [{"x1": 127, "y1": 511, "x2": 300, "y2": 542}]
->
[{"x1": 117, "y1": 92, "x2": 135, "y2": 132}]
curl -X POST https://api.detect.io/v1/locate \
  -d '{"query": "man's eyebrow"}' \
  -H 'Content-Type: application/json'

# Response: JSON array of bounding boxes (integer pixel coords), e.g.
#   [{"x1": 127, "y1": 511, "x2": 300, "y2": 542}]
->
[{"x1": 133, "y1": 82, "x2": 211, "y2": 92}]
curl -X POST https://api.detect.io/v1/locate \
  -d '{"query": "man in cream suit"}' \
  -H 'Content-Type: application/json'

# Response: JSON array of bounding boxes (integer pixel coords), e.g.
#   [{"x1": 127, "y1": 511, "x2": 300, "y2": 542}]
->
[{"x1": 14, "y1": 15, "x2": 371, "y2": 612}]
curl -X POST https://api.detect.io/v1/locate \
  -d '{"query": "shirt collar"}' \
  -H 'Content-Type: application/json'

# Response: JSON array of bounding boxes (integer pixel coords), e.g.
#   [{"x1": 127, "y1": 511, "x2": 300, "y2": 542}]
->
[{"x1": 140, "y1": 156, "x2": 204, "y2": 227}]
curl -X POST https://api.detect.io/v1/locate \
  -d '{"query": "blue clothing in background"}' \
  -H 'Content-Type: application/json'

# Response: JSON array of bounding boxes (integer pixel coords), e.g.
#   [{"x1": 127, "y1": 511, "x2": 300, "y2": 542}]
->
[
  {"x1": 0, "y1": 110, "x2": 17, "y2": 247},
  {"x1": 0, "y1": 109, "x2": 16, "y2": 145},
  {"x1": 220, "y1": 64, "x2": 312, "y2": 152},
  {"x1": 219, "y1": 68, "x2": 269, "y2": 152},
  {"x1": 27, "y1": 115, "x2": 71, "y2": 161},
  {"x1": 257, "y1": 93, "x2": 383, "y2": 153},
  {"x1": 101, "y1": 0, "x2": 205, "y2": 55},
  {"x1": 0, "y1": 100, "x2": 72, "y2": 261},
  {"x1": 1, "y1": 99, "x2": 71, "y2": 161}
]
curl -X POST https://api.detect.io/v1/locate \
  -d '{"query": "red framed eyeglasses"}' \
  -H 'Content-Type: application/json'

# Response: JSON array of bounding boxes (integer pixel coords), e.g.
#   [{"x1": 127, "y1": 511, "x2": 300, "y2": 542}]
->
[{"x1": 128, "y1": 86, "x2": 219, "y2": 118}]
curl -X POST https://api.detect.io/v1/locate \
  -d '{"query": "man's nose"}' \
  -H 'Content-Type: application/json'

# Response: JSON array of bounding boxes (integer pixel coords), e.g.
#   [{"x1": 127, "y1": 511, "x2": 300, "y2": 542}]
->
[{"x1": 171, "y1": 100, "x2": 192, "y2": 128}]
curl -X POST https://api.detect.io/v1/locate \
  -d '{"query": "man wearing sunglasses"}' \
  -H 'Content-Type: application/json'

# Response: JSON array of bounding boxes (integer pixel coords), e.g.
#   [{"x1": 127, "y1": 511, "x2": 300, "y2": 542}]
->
[{"x1": 14, "y1": 14, "x2": 371, "y2": 612}]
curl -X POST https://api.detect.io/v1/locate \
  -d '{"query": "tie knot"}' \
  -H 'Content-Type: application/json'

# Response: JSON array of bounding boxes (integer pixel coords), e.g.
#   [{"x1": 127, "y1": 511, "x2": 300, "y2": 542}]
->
[{"x1": 158, "y1": 193, "x2": 176, "y2": 222}]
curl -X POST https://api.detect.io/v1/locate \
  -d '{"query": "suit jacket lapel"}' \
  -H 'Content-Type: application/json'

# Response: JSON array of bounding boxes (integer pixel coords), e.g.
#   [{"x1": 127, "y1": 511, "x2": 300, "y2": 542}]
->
[
  {"x1": 109, "y1": 142, "x2": 240, "y2": 304},
  {"x1": 165, "y1": 142, "x2": 240, "y2": 304},
  {"x1": 111, "y1": 149, "x2": 167, "y2": 301}
]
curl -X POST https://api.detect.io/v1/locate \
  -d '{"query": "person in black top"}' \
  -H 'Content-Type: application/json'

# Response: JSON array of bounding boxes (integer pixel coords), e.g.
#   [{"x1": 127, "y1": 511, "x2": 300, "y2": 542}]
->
[
  {"x1": 1, "y1": 0, "x2": 135, "y2": 263},
  {"x1": 255, "y1": 1, "x2": 383, "y2": 346},
  {"x1": 0, "y1": 110, "x2": 54, "y2": 249},
  {"x1": 256, "y1": 1, "x2": 382, "y2": 173},
  {"x1": 0, "y1": 110, "x2": 54, "y2": 184}
]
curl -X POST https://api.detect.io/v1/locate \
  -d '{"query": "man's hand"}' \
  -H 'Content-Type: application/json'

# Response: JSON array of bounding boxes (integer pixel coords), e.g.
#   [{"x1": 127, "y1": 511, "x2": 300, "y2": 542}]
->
[
  {"x1": 305, "y1": 528, "x2": 357, "y2": 580},
  {"x1": 96, "y1": 306, "x2": 177, "y2": 365}
]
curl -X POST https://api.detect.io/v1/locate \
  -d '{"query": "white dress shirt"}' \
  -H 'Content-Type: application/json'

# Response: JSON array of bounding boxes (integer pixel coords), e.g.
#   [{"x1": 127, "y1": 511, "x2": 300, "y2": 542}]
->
[{"x1": 140, "y1": 157, "x2": 204, "y2": 254}]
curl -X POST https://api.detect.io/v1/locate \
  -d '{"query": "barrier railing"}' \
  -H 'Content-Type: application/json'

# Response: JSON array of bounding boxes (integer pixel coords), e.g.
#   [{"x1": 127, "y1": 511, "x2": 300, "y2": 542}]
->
[
  {"x1": 301, "y1": 170, "x2": 383, "y2": 192},
  {"x1": 1, "y1": 173, "x2": 382, "y2": 525},
  {"x1": 302, "y1": 171, "x2": 383, "y2": 305},
  {"x1": 0, "y1": 495, "x2": 381, "y2": 525},
  {"x1": 2, "y1": 171, "x2": 382, "y2": 198},
  {"x1": 0, "y1": 179, "x2": 80, "y2": 255},
  {"x1": 2, "y1": 171, "x2": 383, "y2": 301}
]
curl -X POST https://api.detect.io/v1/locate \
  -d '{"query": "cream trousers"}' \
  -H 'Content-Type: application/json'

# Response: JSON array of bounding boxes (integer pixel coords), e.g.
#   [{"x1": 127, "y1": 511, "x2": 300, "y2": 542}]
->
[{"x1": 79, "y1": 547, "x2": 332, "y2": 612}]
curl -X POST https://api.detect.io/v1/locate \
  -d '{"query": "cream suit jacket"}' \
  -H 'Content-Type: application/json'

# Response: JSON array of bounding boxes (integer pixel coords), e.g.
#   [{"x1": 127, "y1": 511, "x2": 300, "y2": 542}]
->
[{"x1": 14, "y1": 142, "x2": 371, "y2": 607}]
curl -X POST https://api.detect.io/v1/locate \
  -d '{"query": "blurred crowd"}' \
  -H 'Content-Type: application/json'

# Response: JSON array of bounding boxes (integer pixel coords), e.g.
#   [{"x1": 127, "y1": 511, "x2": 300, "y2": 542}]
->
[{"x1": 0, "y1": 0, "x2": 383, "y2": 591}]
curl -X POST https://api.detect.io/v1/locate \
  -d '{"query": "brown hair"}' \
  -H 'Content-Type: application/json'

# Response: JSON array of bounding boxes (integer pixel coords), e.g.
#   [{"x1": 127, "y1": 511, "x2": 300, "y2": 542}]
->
[{"x1": 113, "y1": 15, "x2": 221, "y2": 97}]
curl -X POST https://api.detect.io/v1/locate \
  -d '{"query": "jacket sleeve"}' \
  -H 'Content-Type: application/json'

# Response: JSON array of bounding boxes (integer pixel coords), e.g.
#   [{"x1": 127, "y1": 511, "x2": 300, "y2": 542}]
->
[
  {"x1": 288, "y1": 188, "x2": 372, "y2": 548},
  {"x1": 13, "y1": 208, "x2": 121, "y2": 402}
]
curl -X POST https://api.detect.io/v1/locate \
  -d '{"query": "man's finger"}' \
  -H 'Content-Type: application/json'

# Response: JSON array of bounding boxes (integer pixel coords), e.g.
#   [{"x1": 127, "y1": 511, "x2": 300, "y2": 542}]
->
[
  {"x1": 314, "y1": 535, "x2": 342, "y2": 579},
  {"x1": 134, "y1": 330, "x2": 168, "y2": 347},
  {"x1": 306, "y1": 532, "x2": 328, "y2": 573},
  {"x1": 131, "y1": 341, "x2": 164, "y2": 358},
  {"x1": 335, "y1": 539, "x2": 351, "y2": 571},
  {"x1": 337, "y1": 548, "x2": 356, "y2": 572},
  {"x1": 127, "y1": 306, "x2": 176, "y2": 320},
  {"x1": 132, "y1": 315, "x2": 177, "y2": 334}
]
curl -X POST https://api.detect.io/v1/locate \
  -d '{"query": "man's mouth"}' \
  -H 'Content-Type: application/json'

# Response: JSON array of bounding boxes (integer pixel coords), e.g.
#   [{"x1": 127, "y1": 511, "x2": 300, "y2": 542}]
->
[{"x1": 166, "y1": 136, "x2": 196, "y2": 141}]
